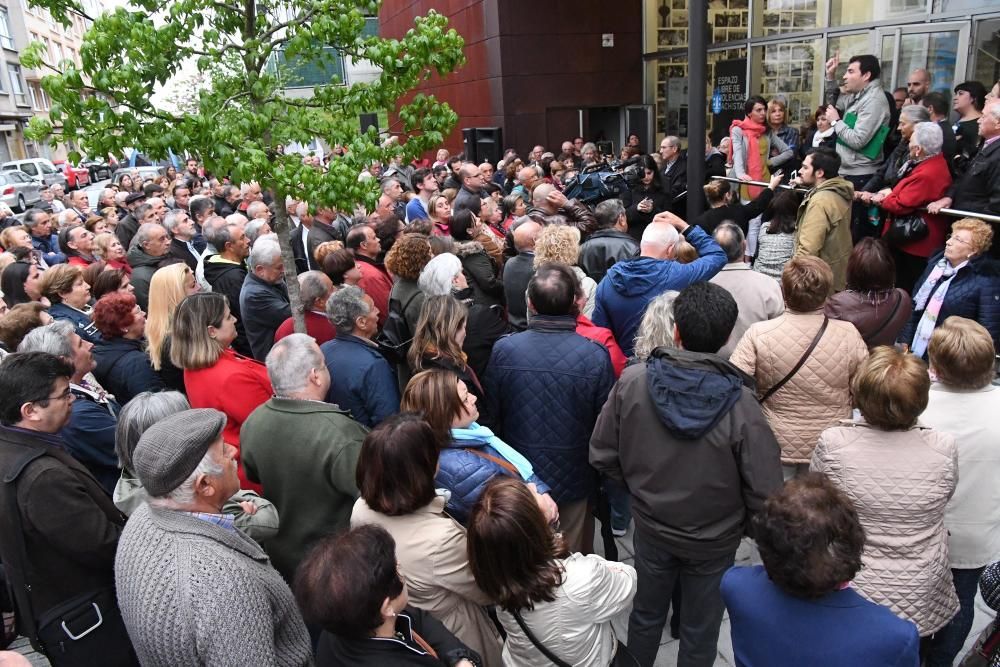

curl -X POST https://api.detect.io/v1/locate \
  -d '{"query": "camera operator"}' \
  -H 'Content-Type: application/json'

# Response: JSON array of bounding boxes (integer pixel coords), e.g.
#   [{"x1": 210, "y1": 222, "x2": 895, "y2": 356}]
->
[{"x1": 625, "y1": 155, "x2": 670, "y2": 241}]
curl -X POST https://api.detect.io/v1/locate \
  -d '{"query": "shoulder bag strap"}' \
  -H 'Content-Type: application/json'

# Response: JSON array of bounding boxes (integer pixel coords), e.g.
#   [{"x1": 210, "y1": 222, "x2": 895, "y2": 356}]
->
[
  {"x1": 463, "y1": 447, "x2": 519, "y2": 477},
  {"x1": 760, "y1": 316, "x2": 829, "y2": 403},
  {"x1": 1, "y1": 448, "x2": 47, "y2": 647},
  {"x1": 511, "y1": 609, "x2": 573, "y2": 667},
  {"x1": 862, "y1": 291, "x2": 904, "y2": 346}
]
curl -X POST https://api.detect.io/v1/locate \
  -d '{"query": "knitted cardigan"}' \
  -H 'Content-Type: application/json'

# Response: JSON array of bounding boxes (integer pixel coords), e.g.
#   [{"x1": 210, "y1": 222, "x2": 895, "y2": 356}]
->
[{"x1": 115, "y1": 503, "x2": 313, "y2": 666}]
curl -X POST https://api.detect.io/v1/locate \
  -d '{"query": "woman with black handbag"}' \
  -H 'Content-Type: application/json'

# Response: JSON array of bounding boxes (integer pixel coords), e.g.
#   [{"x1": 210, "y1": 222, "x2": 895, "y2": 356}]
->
[
  {"x1": 869, "y1": 121, "x2": 953, "y2": 295},
  {"x1": 467, "y1": 477, "x2": 638, "y2": 667}
]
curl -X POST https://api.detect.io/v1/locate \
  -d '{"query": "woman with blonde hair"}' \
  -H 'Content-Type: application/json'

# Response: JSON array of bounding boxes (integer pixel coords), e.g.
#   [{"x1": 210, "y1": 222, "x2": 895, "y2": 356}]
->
[
  {"x1": 902, "y1": 217, "x2": 1000, "y2": 358},
  {"x1": 921, "y1": 317, "x2": 1000, "y2": 664},
  {"x1": 93, "y1": 232, "x2": 131, "y2": 274},
  {"x1": 811, "y1": 346, "x2": 958, "y2": 638},
  {"x1": 532, "y1": 224, "x2": 596, "y2": 317},
  {"x1": 146, "y1": 262, "x2": 200, "y2": 392}
]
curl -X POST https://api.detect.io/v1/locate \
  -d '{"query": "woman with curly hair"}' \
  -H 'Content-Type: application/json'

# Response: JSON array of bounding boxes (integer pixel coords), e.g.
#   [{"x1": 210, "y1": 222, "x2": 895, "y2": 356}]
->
[
  {"x1": 467, "y1": 477, "x2": 636, "y2": 666},
  {"x1": 93, "y1": 231, "x2": 132, "y2": 274},
  {"x1": 385, "y1": 233, "x2": 432, "y2": 335},
  {"x1": 532, "y1": 225, "x2": 596, "y2": 317},
  {"x1": 722, "y1": 473, "x2": 919, "y2": 665},
  {"x1": 91, "y1": 290, "x2": 164, "y2": 403}
]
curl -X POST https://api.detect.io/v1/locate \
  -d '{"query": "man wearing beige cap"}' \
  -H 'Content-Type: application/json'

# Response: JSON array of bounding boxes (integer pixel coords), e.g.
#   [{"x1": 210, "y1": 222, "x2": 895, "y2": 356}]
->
[{"x1": 114, "y1": 408, "x2": 312, "y2": 666}]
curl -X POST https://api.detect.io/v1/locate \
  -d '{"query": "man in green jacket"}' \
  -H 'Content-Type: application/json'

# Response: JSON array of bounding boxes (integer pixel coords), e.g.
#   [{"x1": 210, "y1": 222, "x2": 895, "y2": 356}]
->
[
  {"x1": 241, "y1": 333, "x2": 368, "y2": 582},
  {"x1": 792, "y1": 148, "x2": 854, "y2": 291}
]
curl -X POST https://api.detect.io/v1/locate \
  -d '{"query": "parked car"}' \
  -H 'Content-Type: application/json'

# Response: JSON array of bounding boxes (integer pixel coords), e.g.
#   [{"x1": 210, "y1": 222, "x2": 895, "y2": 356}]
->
[
  {"x1": 0, "y1": 170, "x2": 42, "y2": 211},
  {"x1": 53, "y1": 160, "x2": 91, "y2": 190},
  {"x1": 80, "y1": 157, "x2": 115, "y2": 182},
  {"x1": 112, "y1": 166, "x2": 165, "y2": 189},
  {"x1": 1, "y1": 158, "x2": 69, "y2": 190}
]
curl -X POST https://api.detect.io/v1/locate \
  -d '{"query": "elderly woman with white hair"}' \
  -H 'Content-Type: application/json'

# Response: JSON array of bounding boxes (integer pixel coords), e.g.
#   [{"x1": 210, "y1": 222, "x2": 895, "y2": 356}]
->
[
  {"x1": 111, "y1": 390, "x2": 278, "y2": 542},
  {"x1": 870, "y1": 121, "x2": 954, "y2": 293},
  {"x1": 418, "y1": 253, "x2": 511, "y2": 382},
  {"x1": 319, "y1": 284, "x2": 399, "y2": 428}
]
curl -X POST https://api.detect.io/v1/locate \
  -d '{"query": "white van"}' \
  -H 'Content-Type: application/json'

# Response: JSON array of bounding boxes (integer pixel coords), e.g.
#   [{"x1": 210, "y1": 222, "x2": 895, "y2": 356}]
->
[{"x1": 1, "y1": 158, "x2": 69, "y2": 190}]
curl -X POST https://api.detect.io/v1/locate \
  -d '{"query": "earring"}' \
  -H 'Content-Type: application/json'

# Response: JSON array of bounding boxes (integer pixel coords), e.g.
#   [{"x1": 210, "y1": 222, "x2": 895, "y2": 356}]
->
[{"x1": 387, "y1": 608, "x2": 396, "y2": 617}]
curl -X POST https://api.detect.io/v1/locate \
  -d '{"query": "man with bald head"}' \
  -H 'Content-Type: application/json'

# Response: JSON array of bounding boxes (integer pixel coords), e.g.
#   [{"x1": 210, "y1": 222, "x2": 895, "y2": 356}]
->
[
  {"x1": 592, "y1": 211, "x2": 727, "y2": 357},
  {"x1": 526, "y1": 182, "x2": 598, "y2": 238},
  {"x1": 905, "y1": 68, "x2": 931, "y2": 105},
  {"x1": 517, "y1": 165, "x2": 541, "y2": 194},
  {"x1": 453, "y1": 163, "x2": 485, "y2": 214},
  {"x1": 503, "y1": 218, "x2": 542, "y2": 330}
]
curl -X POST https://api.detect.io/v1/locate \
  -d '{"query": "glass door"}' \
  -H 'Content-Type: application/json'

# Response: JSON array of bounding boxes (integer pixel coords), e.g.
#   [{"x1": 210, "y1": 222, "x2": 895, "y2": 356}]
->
[{"x1": 877, "y1": 22, "x2": 971, "y2": 94}]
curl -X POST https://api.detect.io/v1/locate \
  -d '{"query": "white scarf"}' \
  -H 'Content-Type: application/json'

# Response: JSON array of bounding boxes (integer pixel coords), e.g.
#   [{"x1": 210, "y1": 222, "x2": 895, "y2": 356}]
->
[{"x1": 812, "y1": 126, "x2": 835, "y2": 148}]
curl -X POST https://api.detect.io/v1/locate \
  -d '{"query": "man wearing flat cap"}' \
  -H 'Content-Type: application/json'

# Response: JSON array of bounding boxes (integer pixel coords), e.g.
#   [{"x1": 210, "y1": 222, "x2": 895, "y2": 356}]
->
[
  {"x1": 114, "y1": 408, "x2": 312, "y2": 666},
  {"x1": 114, "y1": 191, "x2": 148, "y2": 250}
]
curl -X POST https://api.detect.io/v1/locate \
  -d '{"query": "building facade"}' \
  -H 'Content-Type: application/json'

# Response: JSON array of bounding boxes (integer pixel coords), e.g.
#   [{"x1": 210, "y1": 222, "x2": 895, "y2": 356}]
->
[{"x1": 381, "y1": 0, "x2": 1000, "y2": 157}]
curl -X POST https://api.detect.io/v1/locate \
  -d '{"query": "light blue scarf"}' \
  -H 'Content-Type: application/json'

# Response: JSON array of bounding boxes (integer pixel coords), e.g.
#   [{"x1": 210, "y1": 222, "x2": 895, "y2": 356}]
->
[{"x1": 451, "y1": 422, "x2": 534, "y2": 481}]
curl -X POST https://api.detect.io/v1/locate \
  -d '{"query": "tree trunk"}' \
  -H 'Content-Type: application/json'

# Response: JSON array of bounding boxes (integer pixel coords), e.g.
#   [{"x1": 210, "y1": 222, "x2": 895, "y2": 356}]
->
[{"x1": 272, "y1": 185, "x2": 308, "y2": 334}]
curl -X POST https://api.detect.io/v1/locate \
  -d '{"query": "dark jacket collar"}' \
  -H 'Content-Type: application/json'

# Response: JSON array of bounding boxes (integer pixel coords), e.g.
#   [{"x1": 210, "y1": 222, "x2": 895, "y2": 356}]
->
[{"x1": 528, "y1": 314, "x2": 578, "y2": 332}]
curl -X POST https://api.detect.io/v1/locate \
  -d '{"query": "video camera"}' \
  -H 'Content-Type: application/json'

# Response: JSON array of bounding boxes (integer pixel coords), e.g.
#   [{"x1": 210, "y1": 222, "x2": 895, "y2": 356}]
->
[{"x1": 562, "y1": 156, "x2": 643, "y2": 206}]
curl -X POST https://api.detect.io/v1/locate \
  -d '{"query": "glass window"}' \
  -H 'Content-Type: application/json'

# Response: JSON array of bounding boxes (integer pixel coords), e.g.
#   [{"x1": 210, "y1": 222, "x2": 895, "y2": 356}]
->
[
  {"x1": 892, "y1": 31, "x2": 961, "y2": 92},
  {"x1": 752, "y1": 38, "x2": 824, "y2": 129},
  {"x1": 972, "y1": 18, "x2": 1000, "y2": 92},
  {"x1": 753, "y1": 0, "x2": 827, "y2": 38},
  {"x1": 0, "y1": 9, "x2": 15, "y2": 50},
  {"x1": 20, "y1": 163, "x2": 37, "y2": 176},
  {"x1": 268, "y1": 46, "x2": 345, "y2": 88},
  {"x1": 8, "y1": 65, "x2": 26, "y2": 106},
  {"x1": 709, "y1": 2, "x2": 749, "y2": 45},
  {"x1": 656, "y1": 56, "x2": 688, "y2": 138},
  {"x1": 830, "y1": 0, "x2": 927, "y2": 28}
]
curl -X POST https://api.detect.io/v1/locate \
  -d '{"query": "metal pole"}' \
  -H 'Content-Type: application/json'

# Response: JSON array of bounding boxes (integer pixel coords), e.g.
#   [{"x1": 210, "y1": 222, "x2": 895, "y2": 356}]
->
[
  {"x1": 708, "y1": 175, "x2": 1000, "y2": 224},
  {"x1": 686, "y1": 0, "x2": 707, "y2": 222}
]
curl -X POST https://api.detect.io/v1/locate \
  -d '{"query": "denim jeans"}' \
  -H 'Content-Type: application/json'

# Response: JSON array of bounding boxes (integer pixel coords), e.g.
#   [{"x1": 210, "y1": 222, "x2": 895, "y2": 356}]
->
[
  {"x1": 605, "y1": 478, "x2": 632, "y2": 531},
  {"x1": 925, "y1": 566, "x2": 985, "y2": 667},
  {"x1": 627, "y1": 530, "x2": 734, "y2": 667}
]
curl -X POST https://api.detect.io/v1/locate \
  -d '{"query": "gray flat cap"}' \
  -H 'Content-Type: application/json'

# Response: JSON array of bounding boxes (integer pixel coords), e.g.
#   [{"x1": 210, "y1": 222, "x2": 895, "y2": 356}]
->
[{"x1": 133, "y1": 408, "x2": 227, "y2": 498}]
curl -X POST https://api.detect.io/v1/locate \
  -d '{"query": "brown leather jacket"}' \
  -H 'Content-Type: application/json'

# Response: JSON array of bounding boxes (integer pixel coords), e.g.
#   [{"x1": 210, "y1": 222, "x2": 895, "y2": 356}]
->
[{"x1": 824, "y1": 288, "x2": 913, "y2": 348}]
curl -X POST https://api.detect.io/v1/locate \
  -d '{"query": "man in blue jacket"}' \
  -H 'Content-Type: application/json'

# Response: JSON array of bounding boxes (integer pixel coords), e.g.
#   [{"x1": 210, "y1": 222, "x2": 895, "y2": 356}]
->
[
  {"x1": 592, "y1": 210, "x2": 726, "y2": 357},
  {"x1": 485, "y1": 263, "x2": 614, "y2": 553}
]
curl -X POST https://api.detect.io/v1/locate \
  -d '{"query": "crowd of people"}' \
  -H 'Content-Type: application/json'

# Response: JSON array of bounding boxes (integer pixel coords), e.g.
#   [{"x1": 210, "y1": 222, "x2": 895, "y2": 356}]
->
[{"x1": 0, "y1": 50, "x2": 1000, "y2": 667}]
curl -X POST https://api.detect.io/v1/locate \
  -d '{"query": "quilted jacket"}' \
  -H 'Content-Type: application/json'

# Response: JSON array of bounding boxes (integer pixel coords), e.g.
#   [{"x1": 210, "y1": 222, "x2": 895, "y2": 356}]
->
[
  {"x1": 811, "y1": 421, "x2": 959, "y2": 636},
  {"x1": 900, "y1": 251, "x2": 1000, "y2": 356},
  {"x1": 730, "y1": 310, "x2": 869, "y2": 464},
  {"x1": 436, "y1": 429, "x2": 551, "y2": 525},
  {"x1": 484, "y1": 314, "x2": 615, "y2": 503}
]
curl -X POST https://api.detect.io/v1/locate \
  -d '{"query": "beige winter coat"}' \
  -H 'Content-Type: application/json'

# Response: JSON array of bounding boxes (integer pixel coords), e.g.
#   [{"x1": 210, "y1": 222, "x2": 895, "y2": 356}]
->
[
  {"x1": 811, "y1": 421, "x2": 959, "y2": 636},
  {"x1": 351, "y1": 495, "x2": 503, "y2": 667},
  {"x1": 730, "y1": 310, "x2": 869, "y2": 464}
]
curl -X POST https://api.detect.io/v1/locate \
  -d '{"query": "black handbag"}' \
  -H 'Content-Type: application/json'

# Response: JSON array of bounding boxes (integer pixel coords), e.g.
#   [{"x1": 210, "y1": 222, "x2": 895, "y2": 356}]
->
[
  {"x1": 884, "y1": 213, "x2": 928, "y2": 246},
  {"x1": 2, "y1": 448, "x2": 137, "y2": 666}
]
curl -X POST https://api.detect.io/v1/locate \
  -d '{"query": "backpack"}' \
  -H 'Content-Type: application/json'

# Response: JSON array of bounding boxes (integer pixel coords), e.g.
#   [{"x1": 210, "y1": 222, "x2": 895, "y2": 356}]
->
[{"x1": 375, "y1": 290, "x2": 420, "y2": 367}]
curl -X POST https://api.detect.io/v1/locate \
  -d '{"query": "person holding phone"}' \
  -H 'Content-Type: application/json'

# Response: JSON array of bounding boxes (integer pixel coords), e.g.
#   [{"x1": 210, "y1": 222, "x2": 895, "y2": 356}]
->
[{"x1": 625, "y1": 155, "x2": 670, "y2": 242}]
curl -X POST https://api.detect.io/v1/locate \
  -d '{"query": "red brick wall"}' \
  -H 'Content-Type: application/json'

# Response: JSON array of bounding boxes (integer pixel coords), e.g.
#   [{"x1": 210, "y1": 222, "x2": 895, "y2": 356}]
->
[{"x1": 380, "y1": 0, "x2": 643, "y2": 158}]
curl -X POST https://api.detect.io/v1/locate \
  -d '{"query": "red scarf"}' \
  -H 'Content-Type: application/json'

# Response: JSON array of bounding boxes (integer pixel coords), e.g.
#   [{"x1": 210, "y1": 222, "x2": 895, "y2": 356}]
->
[{"x1": 729, "y1": 116, "x2": 768, "y2": 198}]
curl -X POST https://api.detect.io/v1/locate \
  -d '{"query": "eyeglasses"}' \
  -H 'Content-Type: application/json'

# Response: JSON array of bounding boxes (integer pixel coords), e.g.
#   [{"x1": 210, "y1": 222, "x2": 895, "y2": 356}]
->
[
  {"x1": 946, "y1": 234, "x2": 974, "y2": 247},
  {"x1": 33, "y1": 387, "x2": 74, "y2": 405}
]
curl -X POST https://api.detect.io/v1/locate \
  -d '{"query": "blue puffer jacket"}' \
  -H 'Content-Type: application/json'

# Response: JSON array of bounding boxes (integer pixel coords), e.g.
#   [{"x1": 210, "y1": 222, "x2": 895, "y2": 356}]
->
[
  {"x1": 31, "y1": 232, "x2": 66, "y2": 266},
  {"x1": 60, "y1": 385, "x2": 121, "y2": 495},
  {"x1": 92, "y1": 337, "x2": 165, "y2": 405},
  {"x1": 901, "y1": 251, "x2": 1000, "y2": 357},
  {"x1": 436, "y1": 430, "x2": 552, "y2": 525},
  {"x1": 485, "y1": 314, "x2": 615, "y2": 503}
]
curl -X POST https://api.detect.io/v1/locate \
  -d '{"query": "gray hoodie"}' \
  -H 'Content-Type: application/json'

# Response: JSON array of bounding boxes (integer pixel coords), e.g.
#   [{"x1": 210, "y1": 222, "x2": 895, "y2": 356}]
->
[{"x1": 825, "y1": 78, "x2": 891, "y2": 176}]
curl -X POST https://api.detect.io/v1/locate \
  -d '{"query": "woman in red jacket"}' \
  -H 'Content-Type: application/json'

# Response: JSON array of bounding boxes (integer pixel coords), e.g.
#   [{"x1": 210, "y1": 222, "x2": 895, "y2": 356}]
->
[
  {"x1": 872, "y1": 122, "x2": 954, "y2": 295},
  {"x1": 170, "y1": 291, "x2": 271, "y2": 494}
]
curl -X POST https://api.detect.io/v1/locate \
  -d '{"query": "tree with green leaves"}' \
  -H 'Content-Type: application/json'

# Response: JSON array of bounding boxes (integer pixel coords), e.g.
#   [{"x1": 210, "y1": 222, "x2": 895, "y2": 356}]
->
[{"x1": 23, "y1": 0, "x2": 465, "y2": 332}]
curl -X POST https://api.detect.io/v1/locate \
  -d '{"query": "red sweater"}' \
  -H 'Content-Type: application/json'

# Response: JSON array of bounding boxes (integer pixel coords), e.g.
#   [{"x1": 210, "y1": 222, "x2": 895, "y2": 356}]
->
[
  {"x1": 356, "y1": 257, "x2": 394, "y2": 329},
  {"x1": 575, "y1": 314, "x2": 627, "y2": 377},
  {"x1": 880, "y1": 153, "x2": 952, "y2": 259},
  {"x1": 183, "y1": 348, "x2": 272, "y2": 493},
  {"x1": 273, "y1": 310, "x2": 336, "y2": 346}
]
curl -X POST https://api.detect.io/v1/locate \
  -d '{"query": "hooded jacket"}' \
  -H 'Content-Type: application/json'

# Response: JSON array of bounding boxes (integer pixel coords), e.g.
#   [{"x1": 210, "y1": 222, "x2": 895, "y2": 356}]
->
[
  {"x1": 792, "y1": 177, "x2": 854, "y2": 291},
  {"x1": 203, "y1": 255, "x2": 252, "y2": 357},
  {"x1": 126, "y1": 245, "x2": 167, "y2": 311},
  {"x1": 590, "y1": 348, "x2": 783, "y2": 559},
  {"x1": 592, "y1": 225, "x2": 726, "y2": 357}
]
